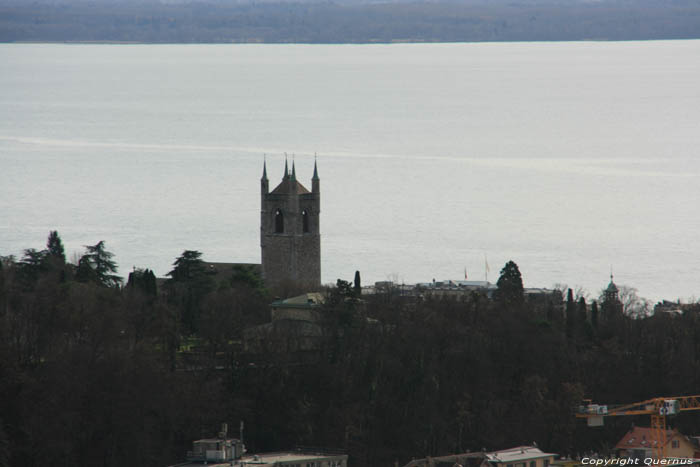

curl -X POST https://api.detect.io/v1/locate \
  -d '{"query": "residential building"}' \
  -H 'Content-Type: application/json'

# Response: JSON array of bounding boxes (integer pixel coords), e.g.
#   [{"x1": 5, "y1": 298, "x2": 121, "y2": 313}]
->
[
  {"x1": 402, "y1": 451, "x2": 489, "y2": 467},
  {"x1": 615, "y1": 426, "x2": 697, "y2": 460},
  {"x1": 236, "y1": 451, "x2": 346, "y2": 466},
  {"x1": 169, "y1": 427, "x2": 347, "y2": 467},
  {"x1": 403, "y1": 446, "x2": 557, "y2": 467}
]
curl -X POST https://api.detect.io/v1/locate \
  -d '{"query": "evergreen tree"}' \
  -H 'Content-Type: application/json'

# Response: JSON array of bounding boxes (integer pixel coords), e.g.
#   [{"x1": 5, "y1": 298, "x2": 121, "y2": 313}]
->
[
  {"x1": 332, "y1": 278, "x2": 354, "y2": 302},
  {"x1": 127, "y1": 268, "x2": 157, "y2": 296},
  {"x1": 167, "y1": 250, "x2": 214, "y2": 334},
  {"x1": 578, "y1": 296, "x2": 593, "y2": 339},
  {"x1": 565, "y1": 288, "x2": 576, "y2": 338},
  {"x1": 18, "y1": 248, "x2": 48, "y2": 287},
  {"x1": 167, "y1": 250, "x2": 207, "y2": 282},
  {"x1": 19, "y1": 248, "x2": 47, "y2": 267},
  {"x1": 147, "y1": 269, "x2": 157, "y2": 295},
  {"x1": 230, "y1": 264, "x2": 265, "y2": 292},
  {"x1": 495, "y1": 260, "x2": 524, "y2": 307},
  {"x1": 46, "y1": 230, "x2": 65, "y2": 262},
  {"x1": 329, "y1": 278, "x2": 359, "y2": 325},
  {"x1": 578, "y1": 296, "x2": 587, "y2": 324},
  {"x1": 75, "y1": 255, "x2": 98, "y2": 283},
  {"x1": 76, "y1": 241, "x2": 121, "y2": 287},
  {"x1": 591, "y1": 301, "x2": 599, "y2": 330}
]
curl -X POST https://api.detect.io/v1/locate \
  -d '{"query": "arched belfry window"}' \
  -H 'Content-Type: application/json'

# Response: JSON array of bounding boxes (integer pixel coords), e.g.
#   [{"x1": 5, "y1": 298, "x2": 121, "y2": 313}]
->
[
  {"x1": 302, "y1": 210, "x2": 309, "y2": 233},
  {"x1": 274, "y1": 209, "x2": 284, "y2": 233}
]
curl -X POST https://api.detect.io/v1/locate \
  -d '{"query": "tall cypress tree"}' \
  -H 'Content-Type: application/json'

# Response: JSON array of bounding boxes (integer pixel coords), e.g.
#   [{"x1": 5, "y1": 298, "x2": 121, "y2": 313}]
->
[
  {"x1": 565, "y1": 288, "x2": 576, "y2": 338},
  {"x1": 577, "y1": 296, "x2": 587, "y2": 325},
  {"x1": 46, "y1": 230, "x2": 65, "y2": 263},
  {"x1": 591, "y1": 301, "x2": 599, "y2": 330},
  {"x1": 127, "y1": 268, "x2": 157, "y2": 296}
]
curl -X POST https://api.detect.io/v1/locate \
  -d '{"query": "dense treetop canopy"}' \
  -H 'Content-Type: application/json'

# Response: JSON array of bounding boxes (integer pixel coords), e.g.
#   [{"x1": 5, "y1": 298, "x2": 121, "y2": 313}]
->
[
  {"x1": 495, "y1": 260, "x2": 524, "y2": 306},
  {"x1": 2, "y1": 232, "x2": 700, "y2": 467}
]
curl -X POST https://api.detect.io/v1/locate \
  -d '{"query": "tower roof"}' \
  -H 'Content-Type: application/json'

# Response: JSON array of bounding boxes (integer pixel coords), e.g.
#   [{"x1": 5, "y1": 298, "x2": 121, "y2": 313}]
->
[
  {"x1": 606, "y1": 274, "x2": 618, "y2": 293},
  {"x1": 262, "y1": 158, "x2": 268, "y2": 181},
  {"x1": 270, "y1": 178, "x2": 310, "y2": 195},
  {"x1": 269, "y1": 159, "x2": 313, "y2": 194}
]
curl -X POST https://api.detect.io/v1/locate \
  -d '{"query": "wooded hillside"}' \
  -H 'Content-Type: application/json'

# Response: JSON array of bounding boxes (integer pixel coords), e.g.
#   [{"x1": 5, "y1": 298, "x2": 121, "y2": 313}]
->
[{"x1": 1, "y1": 233, "x2": 700, "y2": 466}]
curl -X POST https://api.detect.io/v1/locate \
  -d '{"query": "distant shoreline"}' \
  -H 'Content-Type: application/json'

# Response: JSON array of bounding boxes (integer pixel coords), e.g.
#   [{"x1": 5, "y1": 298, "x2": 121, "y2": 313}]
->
[
  {"x1": 2, "y1": 0, "x2": 700, "y2": 44},
  {"x1": 4, "y1": 38, "x2": 700, "y2": 46}
]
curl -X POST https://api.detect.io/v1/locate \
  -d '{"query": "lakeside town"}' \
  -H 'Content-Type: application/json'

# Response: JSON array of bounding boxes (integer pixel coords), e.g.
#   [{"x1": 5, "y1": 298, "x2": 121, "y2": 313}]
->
[
  {"x1": 2, "y1": 162, "x2": 700, "y2": 466},
  {"x1": 167, "y1": 418, "x2": 700, "y2": 466}
]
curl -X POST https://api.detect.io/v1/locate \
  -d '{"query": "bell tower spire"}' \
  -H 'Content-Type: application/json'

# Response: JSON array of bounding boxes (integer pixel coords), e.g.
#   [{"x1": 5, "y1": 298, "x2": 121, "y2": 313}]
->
[
  {"x1": 261, "y1": 156, "x2": 269, "y2": 194},
  {"x1": 312, "y1": 155, "x2": 320, "y2": 193}
]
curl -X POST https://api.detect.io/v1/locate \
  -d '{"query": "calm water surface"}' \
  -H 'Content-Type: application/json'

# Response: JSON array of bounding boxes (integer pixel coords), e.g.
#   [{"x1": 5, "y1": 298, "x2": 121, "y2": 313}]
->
[{"x1": 1, "y1": 42, "x2": 700, "y2": 302}]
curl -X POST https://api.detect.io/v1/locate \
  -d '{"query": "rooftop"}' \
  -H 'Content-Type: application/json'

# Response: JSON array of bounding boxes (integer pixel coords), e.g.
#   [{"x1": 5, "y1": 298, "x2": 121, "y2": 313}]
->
[
  {"x1": 171, "y1": 450, "x2": 345, "y2": 467},
  {"x1": 270, "y1": 177, "x2": 310, "y2": 195},
  {"x1": 240, "y1": 451, "x2": 346, "y2": 464},
  {"x1": 486, "y1": 446, "x2": 557, "y2": 463},
  {"x1": 615, "y1": 426, "x2": 677, "y2": 449},
  {"x1": 204, "y1": 262, "x2": 261, "y2": 275},
  {"x1": 271, "y1": 292, "x2": 325, "y2": 309}
]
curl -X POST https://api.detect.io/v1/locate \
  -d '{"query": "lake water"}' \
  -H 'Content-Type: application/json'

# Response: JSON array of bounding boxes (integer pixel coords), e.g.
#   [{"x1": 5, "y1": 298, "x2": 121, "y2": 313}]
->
[{"x1": 2, "y1": 41, "x2": 700, "y2": 303}]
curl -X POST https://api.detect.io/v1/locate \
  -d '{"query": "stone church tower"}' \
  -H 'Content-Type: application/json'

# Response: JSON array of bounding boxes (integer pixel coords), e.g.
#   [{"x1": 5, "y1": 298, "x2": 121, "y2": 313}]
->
[
  {"x1": 260, "y1": 159, "x2": 321, "y2": 290},
  {"x1": 601, "y1": 273, "x2": 623, "y2": 319}
]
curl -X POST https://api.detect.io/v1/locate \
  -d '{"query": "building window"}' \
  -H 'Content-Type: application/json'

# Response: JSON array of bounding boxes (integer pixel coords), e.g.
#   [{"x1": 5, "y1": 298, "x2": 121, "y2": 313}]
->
[
  {"x1": 530, "y1": 461, "x2": 536, "y2": 467},
  {"x1": 275, "y1": 209, "x2": 284, "y2": 233},
  {"x1": 302, "y1": 210, "x2": 309, "y2": 233},
  {"x1": 672, "y1": 440, "x2": 679, "y2": 448},
  {"x1": 544, "y1": 460, "x2": 550, "y2": 467}
]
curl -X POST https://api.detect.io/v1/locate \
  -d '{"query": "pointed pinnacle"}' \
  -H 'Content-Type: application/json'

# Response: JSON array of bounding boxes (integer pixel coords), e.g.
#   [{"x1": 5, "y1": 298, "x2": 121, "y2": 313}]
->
[
  {"x1": 262, "y1": 155, "x2": 268, "y2": 180},
  {"x1": 284, "y1": 153, "x2": 289, "y2": 179},
  {"x1": 312, "y1": 155, "x2": 319, "y2": 180},
  {"x1": 291, "y1": 158, "x2": 297, "y2": 181}
]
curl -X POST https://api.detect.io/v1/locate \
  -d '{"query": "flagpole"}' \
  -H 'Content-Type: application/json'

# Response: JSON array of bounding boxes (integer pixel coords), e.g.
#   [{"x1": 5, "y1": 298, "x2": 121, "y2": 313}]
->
[{"x1": 485, "y1": 253, "x2": 489, "y2": 284}]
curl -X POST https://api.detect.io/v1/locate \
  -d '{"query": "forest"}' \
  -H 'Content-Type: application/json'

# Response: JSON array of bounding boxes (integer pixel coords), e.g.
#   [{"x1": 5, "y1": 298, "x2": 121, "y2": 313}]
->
[
  {"x1": 1, "y1": 231, "x2": 700, "y2": 467},
  {"x1": 2, "y1": 0, "x2": 700, "y2": 43}
]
